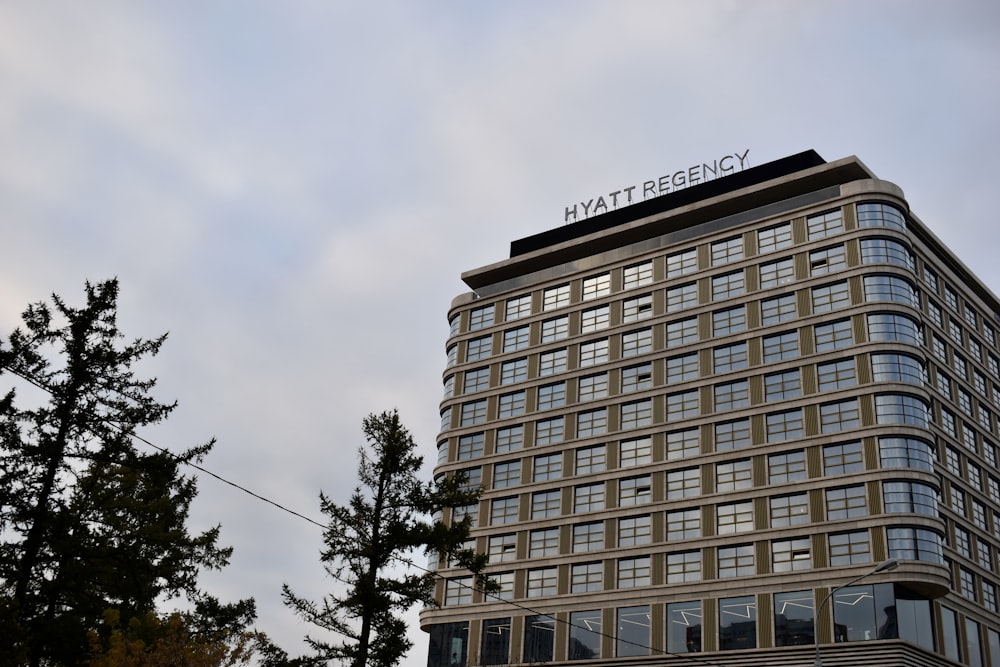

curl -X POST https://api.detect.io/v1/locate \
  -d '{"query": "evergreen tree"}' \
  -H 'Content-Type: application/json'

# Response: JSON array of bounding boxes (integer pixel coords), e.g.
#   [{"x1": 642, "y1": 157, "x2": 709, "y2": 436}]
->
[
  {"x1": 0, "y1": 280, "x2": 259, "y2": 665},
  {"x1": 282, "y1": 411, "x2": 491, "y2": 667}
]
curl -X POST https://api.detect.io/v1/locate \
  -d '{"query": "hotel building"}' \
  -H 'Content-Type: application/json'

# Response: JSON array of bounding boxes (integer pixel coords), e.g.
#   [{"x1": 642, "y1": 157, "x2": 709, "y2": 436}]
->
[{"x1": 421, "y1": 151, "x2": 1000, "y2": 666}]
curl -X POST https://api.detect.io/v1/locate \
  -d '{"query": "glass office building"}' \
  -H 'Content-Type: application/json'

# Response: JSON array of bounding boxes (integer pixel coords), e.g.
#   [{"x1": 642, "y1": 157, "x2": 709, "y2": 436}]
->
[{"x1": 422, "y1": 151, "x2": 1000, "y2": 666}]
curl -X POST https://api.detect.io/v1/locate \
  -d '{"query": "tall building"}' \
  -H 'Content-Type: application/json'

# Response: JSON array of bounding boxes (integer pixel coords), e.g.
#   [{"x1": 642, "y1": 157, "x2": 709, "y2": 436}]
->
[{"x1": 421, "y1": 151, "x2": 1000, "y2": 666}]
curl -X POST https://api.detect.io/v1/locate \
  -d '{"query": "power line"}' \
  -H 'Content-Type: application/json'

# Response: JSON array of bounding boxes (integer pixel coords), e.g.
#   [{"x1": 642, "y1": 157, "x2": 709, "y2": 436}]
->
[{"x1": 1, "y1": 362, "x2": 727, "y2": 667}]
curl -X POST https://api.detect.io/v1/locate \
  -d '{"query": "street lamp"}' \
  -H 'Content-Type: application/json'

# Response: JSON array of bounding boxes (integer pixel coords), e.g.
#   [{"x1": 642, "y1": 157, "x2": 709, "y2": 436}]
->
[{"x1": 813, "y1": 559, "x2": 899, "y2": 667}]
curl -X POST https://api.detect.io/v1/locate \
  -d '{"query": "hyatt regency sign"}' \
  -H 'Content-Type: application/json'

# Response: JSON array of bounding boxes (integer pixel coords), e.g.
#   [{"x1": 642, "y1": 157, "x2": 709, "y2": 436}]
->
[{"x1": 564, "y1": 149, "x2": 751, "y2": 224}]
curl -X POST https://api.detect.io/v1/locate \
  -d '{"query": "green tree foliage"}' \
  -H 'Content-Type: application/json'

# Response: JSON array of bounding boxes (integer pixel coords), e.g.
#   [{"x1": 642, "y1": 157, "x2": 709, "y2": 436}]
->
[
  {"x1": 0, "y1": 280, "x2": 260, "y2": 665},
  {"x1": 282, "y1": 410, "x2": 492, "y2": 667}
]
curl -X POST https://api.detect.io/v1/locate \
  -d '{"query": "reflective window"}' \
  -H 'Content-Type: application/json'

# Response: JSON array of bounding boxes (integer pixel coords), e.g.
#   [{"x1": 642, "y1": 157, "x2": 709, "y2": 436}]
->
[
  {"x1": 809, "y1": 244, "x2": 847, "y2": 275},
  {"x1": 668, "y1": 428, "x2": 701, "y2": 459},
  {"x1": 826, "y1": 485, "x2": 867, "y2": 519},
  {"x1": 622, "y1": 328, "x2": 653, "y2": 357},
  {"x1": 617, "y1": 556, "x2": 651, "y2": 588},
  {"x1": 542, "y1": 284, "x2": 570, "y2": 311},
  {"x1": 666, "y1": 601, "x2": 702, "y2": 654},
  {"x1": 718, "y1": 544, "x2": 754, "y2": 578},
  {"x1": 883, "y1": 481, "x2": 939, "y2": 516},
  {"x1": 763, "y1": 330, "x2": 798, "y2": 362},
  {"x1": 505, "y1": 294, "x2": 531, "y2": 321},
  {"x1": 582, "y1": 273, "x2": 611, "y2": 301},
  {"x1": 623, "y1": 293, "x2": 653, "y2": 323},
  {"x1": 580, "y1": 305, "x2": 610, "y2": 333},
  {"x1": 828, "y1": 531, "x2": 871, "y2": 566},
  {"x1": 540, "y1": 316, "x2": 569, "y2": 343},
  {"x1": 666, "y1": 317, "x2": 699, "y2": 347},
  {"x1": 819, "y1": 399, "x2": 860, "y2": 433},
  {"x1": 713, "y1": 306, "x2": 747, "y2": 335},
  {"x1": 578, "y1": 373, "x2": 608, "y2": 402},
  {"x1": 772, "y1": 538, "x2": 811, "y2": 573},
  {"x1": 528, "y1": 528, "x2": 559, "y2": 558},
  {"x1": 857, "y1": 202, "x2": 906, "y2": 231},
  {"x1": 765, "y1": 370, "x2": 801, "y2": 401},
  {"x1": 500, "y1": 358, "x2": 527, "y2": 385},
  {"x1": 666, "y1": 248, "x2": 697, "y2": 278},
  {"x1": 758, "y1": 223, "x2": 792, "y2": 253},
  {"x1": 811, "y1": 281, "x2": 850, "y2": 313},
  {"x1": 667, "y1": 282, "x2": 699, "y2": 312},
  {"x1": 666, "y1": 354, "x2": 699, "y2": 384},
  {"x1": 719, "y1": 595, "x2": 757, "y2": 650},
  {"x1": 861, "y1": 238, "x2": 914, "y2": 270},
  {"x1": 522, "y1": 616, "x2": 555, "y2": 663},
  {"x1": 527, "y1": 568, "x2": 557, "y2": 598},
  {"x1": 495, "y1": 425, "x2": 523, "y2": 453},
  {"x1": 619, "y1": 514, "x2": 652, "y2": 546},
  {"x1": 760, "y1": 257, "x2": 794, "y2": 288},
  {"x1": 712, "y1": 236, "x2": 744, "y2": 265},
  {"x1": 817, "y1": 358, "x2": 856, "y2": 391},
  {"x1": 871, "y1": 353, "x2": 925, "y2": 384},
  {"x1": 761, "y1": 293, "x2": 797, "y2": 324},
  {"x1": 580, "y1": 338, "x2": 610, "y2": 367},
  {"x1": 469, "y1": 305, "x2": 494, "y2": 331},
  {"x1": 768, "y1": 450, "x2": 806, "y2": 483},
  {"x1": 863, "y1": 275, "x2": 919, "y2": 308},
  {"x1": 620, "y1": 437, "x2": 652, "y2": 467},
  {"x1": 466, "y1": 336, "x2": 492, "y2": 361},
  {"x1": 806, "y1": 209, "x2": 843, "y2": 239},
  {"x1": 623, "y1": 261, "x2": 653, "y2": 290},
  {"x1": 715, "y1": 418, "x2": 750, "y2": 450},
  {"x1": 666, "y1": 551, "x2": 702, "y2": 583},
  {"x1": 887, "y1": 526, "x2": 944, "y2": 564},
  {"x1": 874, "y1": 394, "x2": 930, "y2": 427},
  {"x1": 774, "y1": 590, "x2": 814, "y2": 646},
  {"x1": 535, "y1": 417, "x2": 564, "y2": 445},
  {"x1": 503, "y1": 326, "x2": 529, "y2": 353},
  {"x1": 666, "y1": 508, "x2": 700, "y2": 540},
  {"x1": 571, "y1": 562, "x2": 602, "y2": 593},
  {"x1": 867, "y1": 312, "x2": 921, "y2": 345},
  {"x1": 538, "y1": 348, "x2": 567, "y2": 376},
  {"x1": 575, "y1": 445, "x2": 606, "y2": 474},
  {"x1": 717, "y1": 501, "x2": 753, "y2": 534},
  {"x1": 568, "y1": 610, "x2": 601, "y2": 660},
  {"x1": 712, "y1": 270, "x2": 745, "y2": 300},
  {"x1": 616, "y1": 606, "x2": 650, "y2": 657},
  {"x1": 714, "y1": 342, "x2": 748, "y2": 372},
  {"x1": 766, "y1": 409, "x2": 804, "y2": 442}
]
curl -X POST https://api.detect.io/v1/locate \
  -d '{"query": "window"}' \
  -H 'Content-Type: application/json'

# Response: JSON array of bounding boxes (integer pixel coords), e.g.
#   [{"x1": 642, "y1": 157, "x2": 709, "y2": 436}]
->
[
  {"x1": 668, "y1": 428, "x2": 701, "y2": 459},
  {"x1": 571, "y1": 562, "x2": 603, "y2": 593},
  {"x1": 816, "y1": 361, "x2": 857, "y2": 395},
  {"x1": 666, "y1": 509, "x2": 700, "y2": 540},
  {"x1": 526, "y1": 568, "x2": 557, "y2": 598},
  {"x1": 542, "y1": 284, "x2": 569, "y2": 311},
  {"x1": 819, "y1": 399, "x2": 860, "y2": 433},
  {"x1": 505, "y1": 294, "x2": 531, "y2": 321},
  {"x1": 535, "y1": 417, "x2": 564, "y2": 445},
  {"x1": 540, "y1": 316, "x2": 568, "y2": 343},
  {"x1": 575, "y1": 445, "x2": 606, "y2": 474},
  {"x1": 806, "y1": 209, "x2": 843, "y2": 239},
  {"x1": 857, "y1": 202, "x2": 906, "y2": 231},
  {"x1": 493, "y1": 460, "x2": 521, "y2": 488},
  {"x1": 619, "y1": 475, "x2": 652, "y2": 506},
  {"x1": 666, "y1": 354, "x2": 698, "y2": 384},
  {"x1": 716, "y1": 459, "x2": 752, "y2": 491},
  {"x1": 580, "y1": 338, "x2": 609, "y2": 366},
  {"x1": 464, "y1": 367, "x2": 490, "y2": 393},
  {"x1": 666, "y1": 551, "x2": 701, "y2": 583},
  {"x1": 923, "y1": 265, "x2": 939, "y2": 292},
  {"x1": 760, "y1": 257, "x2": 794, "y2": 288},
  {"x1": 719, "y1": 596, "x2": 757, "y2": 650},
  {"x1": 582, "y1": 273, "x2": 610, "y2": 301},
  {"x1": 871, "y1": 353, "x2": 925, "y2": 384},
  {"x1": 666, "y1": 390, "x2": 699, "y2": 420},
  {"x1": 828, "y1": 531, "x2": 871, "y2": 566},
  {"x1": 765, "y1": 370, "x2": 801, "y2": 401},
  {"x1": 666, "y1": 467, "x2": 700, "y2": 499},
  {"x1": 622, "y1": 328, "x2": 653, "y2": 357},
  {"x1": 864, "y1": 275, "x2": 919, "y2": 308},
  {"x1": 488, "y1": 534, "x2": 517, "y2": 563},
  {"x1": 874, "y1": 394, "x2": 930, "y2": 427},
  {"x1": 766, "y1": 409, "x2": 803, "y2": 442},
  {"x1": 445, "y1": 577, "x2": 472, "y2": 606},
  {"x1": 861, "y1": 238, "x2": 914, "y2": 270},
  {"x1": 758, "y1": 223, "x2": 792, "y2": 253},
  {"x1": 955, "y1": 526, "x2": 971, "y2": 557},
  {"x1": 715, "y1": 419, "x2": 751, "y2": 450},
  {"x1": 768, "y1": 451, "x2": 807, "y2": 484},
  {"x1": 503, "y1": 327, "x2": 529, "y2": 353},
  {"x1": 620, "y1": 437, "x2": 652, "y2": 467},
  {"x1": 718, "y1": 544, "x2": 754, "y2": 578},
  {"x1": 531, "y1": 490, "x2": 560, "y2": 519},
  {"x1": 466, "y1": 336, "x2": 491, "y2": 361},
  {"x1": 712, "y1": 236, "x2": 743, "y2": 265},
  {"x1": 713, "y1": 306, "x2": 746, "y2": 335},
  {"x1": 878, "y1": 437, "x2": 933, "y2": 471},
  {"x1": 883, "y1": 481, "x2": 939, "y2": 515},
  {"x1": 574, "y1": 484, "x2": 605, "y2": 513},
  {"x1": 619, "y1": 514, "x2": 652, "y2": 546},
  {"x1": 960, "y1": 568, "x2": 977, "y2": 602},
  {"x1": 763, "y1": 330, "x2": 798, "y2": 362},
  {"x1": 712, "y1": 270, "x2": 745, "y2": 300},
  {"x1": 714, "y1": 343, "x2": 748, "y2": 372},
  {"x1": 580, "y1": 305, "x2": 610, "y2": 333},
  {"x1": 623, "y1": 294, "x2": 653, "y2": 323},
  {"x1": 490, "y1": 497, "x2": 519, "y2": 525},
  {"x1": 500, "y1": 358, "x2": 527, "y2": 385},
  {"x1": 867, "y1": 312, "x2": 921, "y2": 345},
  {"x1": 773, "y1": 590, "x2": 815, "y2": 647},
  {"x1": 667, "y1": 248, "x2": 698, "y2": 277},
  {"x1": 457, "y1": 433, "x2": 485, "y2": 460},
  {"x1": 761, "y1": 293, "x2": 797, "y2": 324},
  {"x1": 533, "y1": 453, "x2": 562, "y2": 482},
  {"x1": 538, "y1": 348, "x2": 567, "y2": 376},
  {"x1": 887, "y1": 527, "x2": 944, "y2": 564},
  {"x1": 624, "y1": 260, "x2": 654, "y2": 289},
  {"x1": 577, "y1": 408, "x2": 607, "y2": 437},
  {"x1": 498, "y1": 391, "x2": 526, "y2": 418},
  {"x1": 443, "y1": 376, "x2": 455, "y2": 399},
  {"x1": 616, "y1": 606, "x2": 650, "y2": 658},
  {"x1": 770, "y1": 494, "x2": 809, "y2": 526},
  {"x1": 814, "y1": 318, "x2": 852, "y2": 352},
  {"x1": 458, "y1": 467, "x2": 482, "y2": 491},
  {"x1": 536, "y1": 383, "x2": 565, "y2": 410},
  {"x1": 809, "y1": 244, "x2": 847, "y2": 275},
  {"x1": 826, "y1": 485, "x2": 867, "y2": 520},
  {"x1": 667, "y1": 282, "x2": 699, "y2": 312},
  {"x1": 715, "y1": 380, "x2": 749, "y2": 411},
  {"x1": 717, "y1": 501, "x2": 753, "y2": 534},
  {"x1": 617, "y1": 556, "x2": 651, "y2": 588},
  {"x1": 469, "y1": 304, "x2": 494, "y2": 331},
  {"x1": 928, "y1": 301, "x2": 943, "y2": 326},
  {"x1": 622, "y1": 363, "x2": 653, "y2": 393},
  {"x1": 949, "y1": 318, "x2": 963, "y2": 343},
  {"x1": 480, "y1": 618, "x2": 511, "y2": 666},
  {"x1": 578, "y1": 373, "x2": 608, "y2": 402},
  {"x1": 772, "y1": 538, "x2": 811, "y2": 572},
  {"x1": 572, "y1": 521, "x2": 603, "y2": 551},
  {"x1": 529, "y1": 528, "x2": 559, "y2": 558},
  {"x1": 945, "y1": 285, "x2": 959, "y2": 310},
  {"x1": 950, "y1": 487, "x2": 966, "y2": 515},
  {"x1": 568, "y1": 610, "x2": 601, "y2": 660},
  {"x1": 811, "y1": 281, "x2": 850, "y2": 313},
  {"x1": 453, "y1": 503, "x2": 478, "y2": 526},
  {"x1": 666, "y1": 317, "x2": 699, "y2": 347},
  {"x1": 494, "y1": 574, "x2": 514, "y2": 601}
]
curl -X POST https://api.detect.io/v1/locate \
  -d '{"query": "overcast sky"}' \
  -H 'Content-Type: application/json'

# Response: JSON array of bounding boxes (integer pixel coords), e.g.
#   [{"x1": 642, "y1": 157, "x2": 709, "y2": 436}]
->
[{"x1": 2, "y1": 1, "x2": 999, "y2": 664}]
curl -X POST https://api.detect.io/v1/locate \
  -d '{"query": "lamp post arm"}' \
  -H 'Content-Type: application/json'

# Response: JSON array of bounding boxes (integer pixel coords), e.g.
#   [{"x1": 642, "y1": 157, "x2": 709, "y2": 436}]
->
[{"x1": 813, "y1": 560, "x2": 899, "y2": 667}]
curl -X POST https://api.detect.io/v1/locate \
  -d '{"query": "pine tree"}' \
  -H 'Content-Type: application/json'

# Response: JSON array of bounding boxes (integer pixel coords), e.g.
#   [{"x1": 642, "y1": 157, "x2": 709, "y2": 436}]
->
[
  {"x1": 282, "y1": 410, "x2": 491, "y2": 667},
  {"x1": 0, "y1": 280, "x2": 259, "y2": 665}
]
